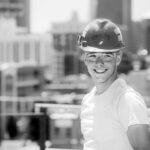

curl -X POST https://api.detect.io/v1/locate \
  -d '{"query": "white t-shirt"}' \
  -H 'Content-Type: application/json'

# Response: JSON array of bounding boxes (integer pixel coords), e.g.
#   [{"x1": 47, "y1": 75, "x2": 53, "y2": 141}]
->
[{"x1": 80, "y1": 78, "x2": 149, "y2": 150}]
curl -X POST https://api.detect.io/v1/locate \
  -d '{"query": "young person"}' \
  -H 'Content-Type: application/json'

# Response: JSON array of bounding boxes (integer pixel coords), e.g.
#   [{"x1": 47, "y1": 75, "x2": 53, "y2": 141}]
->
[{"x1": 78, "y1": 18, "x2": 150, "y2": 150}]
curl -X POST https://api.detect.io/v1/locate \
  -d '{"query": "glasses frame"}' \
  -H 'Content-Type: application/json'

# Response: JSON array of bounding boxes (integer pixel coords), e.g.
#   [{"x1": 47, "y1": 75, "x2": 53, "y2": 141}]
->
[{"x1": 83, "y1": 51, "x2": 119, "y2": 64}]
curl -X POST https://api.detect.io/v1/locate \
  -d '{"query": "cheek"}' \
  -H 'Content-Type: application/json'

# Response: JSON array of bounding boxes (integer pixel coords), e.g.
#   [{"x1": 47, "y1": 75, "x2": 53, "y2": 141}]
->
[
  {"x1": 86, "y1": 65, "x2": 93, "y2": 73},
  {"x1": 86, "y1": 64, "x2": 95, "y2": 76},
  {"x1": 106, "y1": 61, "x2": 117, "y2": 71}
]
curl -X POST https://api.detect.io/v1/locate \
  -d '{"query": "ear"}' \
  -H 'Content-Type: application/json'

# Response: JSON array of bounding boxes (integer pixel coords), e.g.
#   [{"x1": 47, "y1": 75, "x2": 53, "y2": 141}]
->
[
  {"x1": 81, "y1": 53, "x2": 88, "y2": 65},
  {"x1": 116, "y1": 51, "x2": 122, "y2": 66}
]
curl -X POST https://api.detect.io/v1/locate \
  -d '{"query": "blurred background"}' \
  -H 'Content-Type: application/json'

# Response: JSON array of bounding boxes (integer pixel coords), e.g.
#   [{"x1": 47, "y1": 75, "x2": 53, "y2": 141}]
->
[{"x1": 0, "y1": 0, "x2": 150, "y2": 150}]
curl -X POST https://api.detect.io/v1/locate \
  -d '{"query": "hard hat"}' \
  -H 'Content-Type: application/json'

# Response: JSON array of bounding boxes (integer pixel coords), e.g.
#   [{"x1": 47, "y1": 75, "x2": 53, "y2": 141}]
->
[{"x1": 77, "y1": 19, "x2": 125, "y2": 52}]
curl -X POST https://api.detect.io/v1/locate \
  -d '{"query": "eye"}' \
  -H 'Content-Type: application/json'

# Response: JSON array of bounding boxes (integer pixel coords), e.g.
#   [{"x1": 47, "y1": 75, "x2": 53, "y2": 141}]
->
[
  {"x1": 103, "y1": 54, "x2": 113, "y2": 58},
  {"x1": 103, "y1": 53, "x2": 114, "y2": 61},
  {"x1": 87, "y1": 53, "x2": 97, "y2": 58},
  {"x1": 86, "y1": 53, "x2": 97, "y2": 62},
  {"x1": 88, "y1": 54, "x2": 96, "y2": 58}
]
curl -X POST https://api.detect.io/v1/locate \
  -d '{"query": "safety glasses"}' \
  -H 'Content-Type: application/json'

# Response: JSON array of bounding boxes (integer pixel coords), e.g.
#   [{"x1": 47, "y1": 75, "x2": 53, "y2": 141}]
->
[{"x1": 84, "y1": 52, "x2": 118, "y2": 63}]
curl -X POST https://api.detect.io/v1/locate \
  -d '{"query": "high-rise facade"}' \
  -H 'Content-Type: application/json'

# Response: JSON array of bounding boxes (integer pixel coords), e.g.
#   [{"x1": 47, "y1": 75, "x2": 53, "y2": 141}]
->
[
  {"x1": 141, "y1": 18, "x2": 150, "y2": 54},
  {"x1": 90, "y1": 0, "x2": 132, "y2": 25},
  {"x1": 51, "y1": 13, "x2": 88, "y2": 79},
  {"x1": 0, "y1": 0, "x2": 30, "y2": 31},
  {"x1": 90, "y1": 0, "x2": 124, "y2": 25},
  {"x1": 0, "y1": 34, "x2": 52, "y2": 66}
]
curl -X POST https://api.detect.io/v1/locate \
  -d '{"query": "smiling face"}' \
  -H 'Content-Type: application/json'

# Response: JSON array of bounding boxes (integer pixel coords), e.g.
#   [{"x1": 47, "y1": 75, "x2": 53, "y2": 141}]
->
[{"x1": 84, "y1": 51, "x2": 122, "y2": 85}]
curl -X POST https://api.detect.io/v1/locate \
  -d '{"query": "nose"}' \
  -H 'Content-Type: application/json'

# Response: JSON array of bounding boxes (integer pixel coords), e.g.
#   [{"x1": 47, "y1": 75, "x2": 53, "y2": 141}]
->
[{"x1": 95, "y1": 57, "x2": 104, "y2": 65}]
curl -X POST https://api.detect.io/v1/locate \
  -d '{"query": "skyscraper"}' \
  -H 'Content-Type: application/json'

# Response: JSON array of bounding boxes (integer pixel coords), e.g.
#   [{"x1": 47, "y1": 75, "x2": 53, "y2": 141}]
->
[
  {"x1": 90, "y1": 0, "x2": 124, "y2": 25},
  {"x1": 51, "y1": 13, "x2": 88, "y2": 79},
  {"x1": 90, "y1": 0, "x2": 131, "y2": 25},
  {"x1": 141, "y1": 18, "x2": 150, "y2": 54},
  {"x1": 0, "y1": 0, "x2": 30, "y2": 31}
]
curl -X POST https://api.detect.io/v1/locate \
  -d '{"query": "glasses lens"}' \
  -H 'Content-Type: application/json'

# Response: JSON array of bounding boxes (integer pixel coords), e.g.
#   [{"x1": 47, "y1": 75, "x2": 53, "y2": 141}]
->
[
  {"x1": 85, "y1": 54, "x2": 96, "y2": 62},
  {"x1": 102, "y1": 53, "x2": 114, "y2": 61},
  {"x1": 85, "y1": 52, "x2": 115, "y2": 63}
]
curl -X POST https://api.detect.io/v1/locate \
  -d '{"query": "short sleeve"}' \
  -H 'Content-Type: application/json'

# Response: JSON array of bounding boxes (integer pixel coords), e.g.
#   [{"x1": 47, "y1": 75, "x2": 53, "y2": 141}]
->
[
  {"x1": 80, "y1": 92, "x2": 93, "y2": 135},
  {"x1": 118, "y1": 92, "x2": 149, "y2": 131}
]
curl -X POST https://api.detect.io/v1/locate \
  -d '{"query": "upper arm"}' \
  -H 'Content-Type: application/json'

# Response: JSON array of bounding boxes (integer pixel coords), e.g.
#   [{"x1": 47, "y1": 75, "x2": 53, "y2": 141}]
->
[
  {"x1": 118, "y1": 92, "x2": 149, "y2": 130},
  {"x1": 118, "y1": 91, "x2": 150, "y2": 149},
  {"x1": 127, "y1": 124, "x2": 150, "y2": 150}
]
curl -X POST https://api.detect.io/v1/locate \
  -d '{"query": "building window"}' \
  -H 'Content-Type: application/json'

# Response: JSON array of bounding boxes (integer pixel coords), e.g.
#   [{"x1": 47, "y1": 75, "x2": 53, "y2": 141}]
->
[
  {"x1": 5, "y1": 75, "x2": 14, "y2": 93},
  {"x1": 0, "y1": 42, "x2": 4, "y2": 62},
  {"x1": 24, "y1": 42, "x2": 30, "y2": 61},
  {"x1": 13, "y1": 42, "x2": 19, "y2": 62},
  {"x1": 68, "y1": 34, "x2": 73, "y2": 51},
  {"x1": 35, "y1": 42, "x2": 40, "y2": 63},
  {"x1": 33, "y1": 84, "x2": 40, "y2": 91},
  {"x1": 65, "y1": 34, "x2": 70, "y2": 50},
  {"x1": 64, "y1": 55, "x2": 74, "y2": 75},
  {"x1": 33, "y1": 69, "x2": 40, "y2": 77},
  {"x1": 60, "y1": 34, "x2": 66, "y2": 49},
  {"x1": 146, "y1": 26, "x2": 150, "y2": 53},
  {"x1": 6, "y1": 42, "x2": 12, "y2": 62},
  {"x1": 53, "y1": 34, "x2": 61, "y2": 51}
]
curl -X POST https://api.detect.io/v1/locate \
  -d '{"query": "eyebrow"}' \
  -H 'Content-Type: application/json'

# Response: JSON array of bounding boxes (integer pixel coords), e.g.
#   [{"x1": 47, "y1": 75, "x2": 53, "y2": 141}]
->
[
  {"x1": 86, "y1": 53, "x2": 96, "y2": 56},
  {"x1": 86, "y1": 52, "x2": 114, "y2": 56}
]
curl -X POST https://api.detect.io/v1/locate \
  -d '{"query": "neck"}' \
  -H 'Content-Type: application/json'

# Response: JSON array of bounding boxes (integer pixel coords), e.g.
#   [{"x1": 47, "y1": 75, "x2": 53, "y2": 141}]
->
[{"x1": 95, "y1": 74, "x2": 117, "y2": 95}]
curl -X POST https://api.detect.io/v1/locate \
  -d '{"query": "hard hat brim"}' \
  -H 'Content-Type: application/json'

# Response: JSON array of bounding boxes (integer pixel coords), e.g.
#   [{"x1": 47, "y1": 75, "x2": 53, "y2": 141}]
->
[{"x1": 80, "y1": 46, "x2": 121, "y2": 53}]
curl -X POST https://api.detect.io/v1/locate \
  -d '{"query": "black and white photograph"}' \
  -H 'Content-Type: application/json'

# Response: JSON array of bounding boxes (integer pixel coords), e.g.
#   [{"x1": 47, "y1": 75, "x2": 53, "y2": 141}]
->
[{"x1": 0, "y1": 0, "x2": 150, "y2": 150}]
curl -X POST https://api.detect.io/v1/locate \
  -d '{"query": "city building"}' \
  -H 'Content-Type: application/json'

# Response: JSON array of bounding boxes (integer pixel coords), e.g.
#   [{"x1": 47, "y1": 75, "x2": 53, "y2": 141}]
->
[
  {"x1": 0, "y1": 0, "x2": 30, "y2": 31},
  {"x1": 131, "y1": 16, "x2": 150, "y2": 55},
  {"x1": 0, "y1": 15, "x2": 54, "y2": 81},
  {"x1": 0, "y1": 63, "x2": 46, "y2": 98},
  {"x1": 0, "y1": 63, "x2": 46, "y2": 117},
  {"x1": 140, "y1": 18, "x2": 150, "y2": 54},
  {"x1": 51, "y1": 13, "x2": 88, "y2": 79},
  {"x1": 90, "y1": 0, "x2": 125, "y2": 25},
  {"x1": 0, "y1": 34, "x2": 52, "y2": 66},
  {"x1": 0, "y1": 63, "x2": 46, "y2": 140},
  {"x1": 0, "y1": 16, "x2": 27, "y2": 34}
]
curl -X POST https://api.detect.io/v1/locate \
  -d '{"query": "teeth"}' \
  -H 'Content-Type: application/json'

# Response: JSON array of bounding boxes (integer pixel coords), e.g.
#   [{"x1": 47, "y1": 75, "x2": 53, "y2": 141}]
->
[{"x1": 94, "y1": 69, "x2": 106, "y2": 73}]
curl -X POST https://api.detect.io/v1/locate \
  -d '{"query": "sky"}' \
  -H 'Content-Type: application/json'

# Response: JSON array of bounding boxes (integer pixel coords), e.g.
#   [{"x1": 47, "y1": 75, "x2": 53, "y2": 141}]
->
[
  {"x1": 132, "y1": 0, "x2": 150, "y2": 21},
  {"x1": 30, "y1": 0, "x2": 90, "y2": 33},
  {"x1": 30, "y1": 0, "x2": 150, "y2": 34}
]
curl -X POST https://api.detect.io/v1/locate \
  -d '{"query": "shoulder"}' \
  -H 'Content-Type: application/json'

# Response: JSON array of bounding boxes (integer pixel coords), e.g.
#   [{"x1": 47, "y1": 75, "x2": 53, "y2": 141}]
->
[
  {"x1": 118, "y1": 88, "x2": 149, "y2": 129},
  {"x1": 120, "y1": 88, "x2": 146, "y2": 109},
  {"x1": 115, "y1": 78, "x2": 146, "y2": 107},
  {"x1": 81, "y1": 87, "x2": 95, "y2": 105},
  {"x1": 118, "y1": 87, "x2": 148, "y2": 117}
]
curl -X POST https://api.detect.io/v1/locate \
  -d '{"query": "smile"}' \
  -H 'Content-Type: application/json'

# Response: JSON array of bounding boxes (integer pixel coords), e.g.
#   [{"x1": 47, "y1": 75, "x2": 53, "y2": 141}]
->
[{"x1": 93, "y1": 68, "x2": 107, "y2": 74}]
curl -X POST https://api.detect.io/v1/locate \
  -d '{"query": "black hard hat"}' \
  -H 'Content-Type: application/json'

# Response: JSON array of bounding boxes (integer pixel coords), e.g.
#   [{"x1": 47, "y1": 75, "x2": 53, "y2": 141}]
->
[{"x1": 78, "y1": 19, "x2": 125, "y2": 52}]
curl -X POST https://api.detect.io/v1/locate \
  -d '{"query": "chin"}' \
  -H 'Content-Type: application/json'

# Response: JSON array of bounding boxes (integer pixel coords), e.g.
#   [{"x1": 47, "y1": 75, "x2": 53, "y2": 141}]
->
[
  {"x1": 93, "y1": 72, "x2": 116, "y2": 83},
  {"x1": 93, "y1": 76, "x2": 108, "y2": 83}
]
